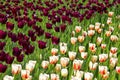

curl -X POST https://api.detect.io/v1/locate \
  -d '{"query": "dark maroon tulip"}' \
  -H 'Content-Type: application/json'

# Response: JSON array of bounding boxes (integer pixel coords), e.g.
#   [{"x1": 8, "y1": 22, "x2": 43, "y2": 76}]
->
[
  {"x1": 5, "y1": 54, "x2": 14, "y2": 64},
  {"x1": 18, "y1": 21, "x2": 25, "y2": 28},
  {"x1": 60, "y1": 24, "x2": 66, "y2": 32},
  {"x1": 28, "y1": 30, "x2": 35, "y2": 37},
  {"x1": 0, "y1": 51, "x2": 6, "y2": 61},
  {"x1": 6, "y1": 22, "x2": 14, "y2": 31},
  {"x1": 31, "y1": 36, "x2": 36, "y2": 41},
  {"x1": 8, "y1": 32, "x2": 18, "y2": 42},
  {"x1": 25, "y1": 45, "x2": 35, "y2": 55},
  {"x1": 51, "y1": 36, "x2": 60, "y2": 45},
  {"x1": 17, "y1": 54, "x2": 24, "y2": 62},
  {"x1": 0, "y1": 63, "x2": 7, "y2": 73},
  {"x1": 45, "y1": 32, "x2": 51, "y2": 39},
  {"x1": 0, "y1": 42, "x2": 5, "y2": 50},
  {"x1": 54, "y1": 26, "x2": 60, "y2": 32},
  {"x1": 0, "y1": 30, "x2": 7, "y2": 39},
  {"x1": 46, "y1": 23, "x2": 52, "y2": 29},
  {"x1": 37, "y1": 28, "x2": 44, "y2": 36},
  {"x1": 13, "y1": 47, "x2": 21, "y2": 57},
  {"x1": 28, "y1": 20, "x2": 36, "y2": 27},
  {"x1": 38, "y1": 40, "x2": 47, "y2": 49}
]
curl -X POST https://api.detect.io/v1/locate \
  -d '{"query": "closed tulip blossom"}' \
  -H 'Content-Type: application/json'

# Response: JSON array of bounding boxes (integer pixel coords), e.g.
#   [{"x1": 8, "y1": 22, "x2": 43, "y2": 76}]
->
[
  {"x1": 89, "y1": 24, "x2": 94, "y2": 30},
  {"x1": 71, "y1": 31, "x2": 75, "y2": 36},
  {"x1": 75, "y1": 26, "x2": 82, "y2": 33},
  {"x1": 81, "y1": 52, "x2": 88, "y2": 59},
  {"x1": 49, "y1": 56, "x2": 59, "y2": 64},
  {"x1": 97, "y1": 28, "x2": 103, "y2": 34},
  {"x1": 70, "y1": 37, "x2": 77, "y2": 45},
  {"x1": 116, "y1": 66, "x2": 120, "y2": 74},
  {"x1": 101, "y1": 44, "x2": 106, "y2": 49},
  {"x1": 102, "y1": 71, "x2": 109, "y2": 79},
  {"x1": 84, "y1": 72, "x2": 93, "y2": 80},
  {"x1": 61, "y1": 68, "x2": 68, "y2": 77},
  {"x1": 51, "y1": 48, "x2": 58, "y2": 55},
  {"x1": 26, "y1": 60, "x2": 36, "y2": 72},
  {"x1": 109, "y1": 26, "x2": 114, "y2": 32},
  {"x1": 89, "y1": 61, "x2": 98, "y2": 70},
  {"x1": 51, "y1": 74, "x2": 59, "y2": 80},
  {"x1": 110, "y1": 47, "x2": 117, "y2": 54},
  {"x1": 12, "y1": 64, "x2": 22, "y2": 75},
  {"x1": 60, "y1": 42, "x2": 67, "y2": 54},
  {"x1": 73, "y1": 59, "x2": 83, "y2": 70},
  {"x1": 79, "y1": 46, "x2": 85, "y2": 53},
  {"x1": 75, "y1": 70, "x2": 84, "y2": 78},
  {"x1": 108, "y1": 12, "x2": 114, "y2": 17},
  {"x1": 78, "y1": 36, "x2": 85, "y2": 43},
  {"x1": 105, "y1": 31, "x2": 111, "y2": 37},
  {"x1": 41, "y1": 61, "x2": 49, "y2": 69},
  {"x1": 68, "y1": 51, "x2": 77, "y2": 60},
  {"x1": 99, "y1": 54, "x2": 108, "y2": 62},
  {"x1": 60, "y1": 57, "x2": 69, "y2": 67},
  {"x1": 39, "y1": 73, "x2": 49, "y2": 80},
  {"x1": 55, "y1": 64, "x2": 61, "y2": 72},
  {"x1": 91, "y1": 55, "x2": 98, "y2": 63},
  {"x1": 95, "y1": 25, "x2": 100, "y2": 32},
  {"x1": 99, "y1": 66, "x2": 108, "y2": 75},
  {"x1": 110, "y1": 58, "x2": 118, "y2": 68},
  {"x1": 21, "y1": 70, "x2": 31, "y2": 80},
  {"x1": 97, "y1": 37, "x2": 103, "y2": 45},
  {"x1": 95, "y1": 22, "x2": 101, "y2": 27},
  {"x1": 107, "y1": 17, "x2": 112, "y2": 24},
  {"x1": 82, "y1": 31, "x2": 87, "y2": 37},
  {"x1": 110, "y1": 35, "x2": 118, "y2": 42},
  {"x1": 3, "y1": 75, "x2": 14, "y2": 80},
  {"x1": 88, "y1": 30, "x2": 95, "y2": 37},
  {"x1": 89, "y1": 43, "x2": 96, "y2": 53}
]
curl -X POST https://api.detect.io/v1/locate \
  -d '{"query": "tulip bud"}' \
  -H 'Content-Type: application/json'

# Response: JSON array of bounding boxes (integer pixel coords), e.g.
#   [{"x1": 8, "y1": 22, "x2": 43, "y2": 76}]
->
[
  {"x1": 97, "y1": 28, "x2": 102, "y2": 34},
  {"x1": 71, "y1": 31, "x2": 75, "y2": 36},
  {"x1": 78, "y1": 36, "x2": 85, "y2": 43},
  {"x1": 95, "y1": 25, "x2": 100, "y2": 31},
  {"x1": 3, "y1": 75, "x2": 14, "y2": 80},
  {"x1": 101, "y1": 44, "x2": 106, "y2": 49},
  {"x1": 41, "y1": 61, "x2": 49, "y2": 69},
  {"x1": 84, "y1": 72, "x2": 93, "y2": 80},
  {"x1": 107, "y1": 17, "x2": 112, "y2": 24},
  {"x1": 91, "y1": 55, "x2": 98, "y2": 63},
  {"x1": 95, "y1": 22, "x2": 101, "y2": 27},
  {"x1": 109, "y1": 26, "x2": 114, "y2": 32},
  {"x1": 101, "y1": 24, "x2": 105, "y2": 28},
  {"x1": 89, "y1": 24, "x2": 94, "y2": 30},
  {"x1": 60, "y1": 42, "x2": 67, "y2": 54},
  {"x1": 105, "y1": 31, "x2": 111, "y2": 37},
  {"x1": 110, "y1": 35, "x2": 118, "y2": 42},
  {"x1": 79, "y1": 46, "x2": 85, "y2": 53},
  {"x1": 89, "y1": 43, "x2": 96, "y2": 53},
  {"x1": 73, "y1": 59, "x2": 83, "y2": 70},
  {"x1": 61, "y1": 68, "x2": 68, "y2": 77},
  {"x1": 76, "y1": 70, "x2": 84, "y2": 78},
  {"x1": 49, "y1": 56, "x2": 59, "y2": 64},
  {"x1": 99, "y1": 54, "x2": 108, "y2": 63},
  {"x1": 82, "y1": 31, "x2": 87, "y2": 37},
  {"x1": 55, "y1": 64, "x2": 61, "y2": 72},
  {"x1": 89, "y1": 61, "x2": 98, "y2": 70},
  {"x1": 51, "y1": 48, "x2": 58, "y2": 55},
  {"x1": 110, "y1": 58, "x2": 118, "y2": 68},
  {"x1": 60, "y1": 57, "x2": 69, "y2": 67},
  {"x1": 71, "y1": 37, "x2": 77, "y2": 45},
  {"x1": 81, "y1": 52, "x2": 87, "y2": 59},
  {"x1": 68, "y1": 51, "x2": 77, "y2": 60},
  {"x1": 108, "y1": 12, "x2": 114, "y2": 17},
  {"x1": 88, "y1": 30, "x2": 95, "y2": 37},
  {"x1": 21, "y1": 70, "x2": 30, "y2": 80},
  {"x1": 12, "y1": 64, "x2": 22, "y2": 75},
  {"x1": 97, "y1": 37, "x2": 102, "y2": 45},
  {"x1": 75, "y1": 26, "x2": 81, "y2": 33},
  {"x1": 39, "y1": 73, "x2": 49, "y2": 80},
  {"x1": 51, "y1": 74, "x2": 59, "y2": 80},
  {"x1": 99, "y1": 66, "x2": 108, "y2": 75}
]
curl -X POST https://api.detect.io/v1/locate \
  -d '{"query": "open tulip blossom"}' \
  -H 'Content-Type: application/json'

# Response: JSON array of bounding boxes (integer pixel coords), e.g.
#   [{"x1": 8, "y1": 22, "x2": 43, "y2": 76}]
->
[{"x1": 0, "y1": 0, "x2": 120, "y2": 80}]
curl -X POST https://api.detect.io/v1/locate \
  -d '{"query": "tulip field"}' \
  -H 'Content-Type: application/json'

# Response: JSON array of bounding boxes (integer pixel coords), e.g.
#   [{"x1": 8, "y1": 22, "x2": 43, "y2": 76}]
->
[{"x1": 0, "y1": 0, "x2": 120, "y2": 80}]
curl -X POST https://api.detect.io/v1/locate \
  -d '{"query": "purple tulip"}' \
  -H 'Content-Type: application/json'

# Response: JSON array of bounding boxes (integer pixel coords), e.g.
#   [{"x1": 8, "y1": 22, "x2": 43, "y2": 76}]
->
[
  {"x1": 0, "y1": 63, "x2": 7, "y2": 73},
  {"x1": 18, "y1": 21, "x2": 25, "y2": 28},
  {"x1": 46, "y1": 23, "x2": 52, "y2": 29},
  {"x1": 17, "y1": 54, "x2": 24, "y2": 62},
  {"x1": 60, "y1": 24, "x2": 66, "y2": 32},
  {"x1": 28, "y1": 30, "x2": 35, "y2": 37},
  {"x1": 51, "y1": 36, "x2": 60, "y2": 45},
  {"x1": 0, "y1": 42, "x2": 6, "y2": 50},
  {"x1": 38, "y1": 40, "x2": 47, "y2": 49},
  {"x1": 8, "y1": 32, "x2": 18, "y2": 42},
  {"x1": 13, "y1": 47, "x2": 22, "y2": 57},
  {"x1": 5, "y1": 54, "x2": 14, "y2": 64},
  {"x1": 6, "y1": 22, "x2": 14, "y2": 31},
  {"x1": 0, "y1": 30, "x2": 7, "y2": 39},
  {"x1": 25, "y1": 45, "x2": 35, "y2": 55},
  {"x1": 0, "y1": 51, "x2": 6, "y2": 61},
  {"x1": 31, "y1": 36, "x2": 36, "y2": 41},
  {"x1": 45, "y1": 32, "x2": 52, "y2": 39},
  {"x1": 54, "y1": 26, "x2": 60, "y2": 32}
]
